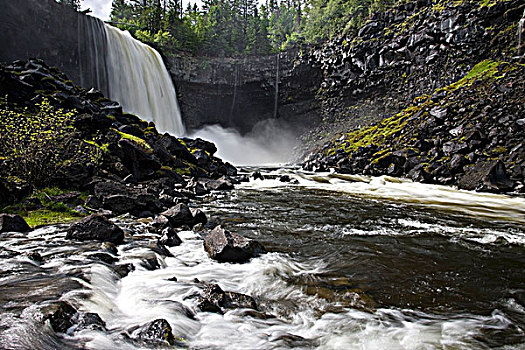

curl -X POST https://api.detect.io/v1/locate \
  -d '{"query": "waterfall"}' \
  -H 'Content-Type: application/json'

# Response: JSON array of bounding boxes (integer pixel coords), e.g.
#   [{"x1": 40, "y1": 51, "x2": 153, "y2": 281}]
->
[
  {"x1": 229, "y1": 63, "x2": 239, "y2": 123},
  {"x1": 103, "y1": 25, "x2": 184, "y2": 135},
  {"x1": 273, "y1": 53, "x2": 280, "y2": 119},
  {"x1": 79, "y1": 17, "x2": 184, "y2": 136},
  {"x1": 78, "y1": 15, "x2": 109, "y2": 96}
]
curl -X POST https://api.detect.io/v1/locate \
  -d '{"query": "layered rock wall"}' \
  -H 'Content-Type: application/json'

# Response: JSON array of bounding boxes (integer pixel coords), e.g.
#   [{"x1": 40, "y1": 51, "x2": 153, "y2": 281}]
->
[{"x1": 167, "y1": 51, "x2": 322, "y2": 134}]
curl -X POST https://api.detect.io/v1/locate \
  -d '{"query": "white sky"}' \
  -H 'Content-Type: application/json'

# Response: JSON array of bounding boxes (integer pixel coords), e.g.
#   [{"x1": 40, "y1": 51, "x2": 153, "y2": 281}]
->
[{"x1": 80, "y1": 0, "x2": 204, "y2": 21}]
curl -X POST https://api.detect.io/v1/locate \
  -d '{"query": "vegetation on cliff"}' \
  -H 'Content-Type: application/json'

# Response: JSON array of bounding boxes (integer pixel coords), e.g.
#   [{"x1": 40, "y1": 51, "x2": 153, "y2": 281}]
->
[
  {"x1": 104, "y1": 0, "x2": 520, "y2": 57},
  {"x1": 304, "y1": 59, "x2": 525, "y2": 192}
]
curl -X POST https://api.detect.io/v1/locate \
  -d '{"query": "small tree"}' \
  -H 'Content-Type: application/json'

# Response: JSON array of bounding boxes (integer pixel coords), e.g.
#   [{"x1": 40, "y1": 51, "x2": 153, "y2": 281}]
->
[
  {"x1": 56, "y1": 0, "x2": 82, "y2": 11},
  {"x1": 0, "y1": 97, "x2": 100, "y2": 190}
]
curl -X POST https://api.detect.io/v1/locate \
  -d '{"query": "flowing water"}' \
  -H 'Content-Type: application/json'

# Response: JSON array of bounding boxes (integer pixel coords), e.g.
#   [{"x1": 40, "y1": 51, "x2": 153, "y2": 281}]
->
[
  {"x1": 104, "y1": 25, "x2": 184, "y2": 135},
  {"x1": 1, "y1": 168, "x2": 525, "y2": 349},
  {"x1": 77, "y1": 17, "x2": 185, "y2": 136}
]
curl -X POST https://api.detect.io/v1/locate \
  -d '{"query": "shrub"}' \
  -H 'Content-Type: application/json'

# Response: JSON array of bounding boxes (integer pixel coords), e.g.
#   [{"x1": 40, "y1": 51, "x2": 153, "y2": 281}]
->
[{"x1": 0, "y1": 97, "x2": 100, "y2": 190}]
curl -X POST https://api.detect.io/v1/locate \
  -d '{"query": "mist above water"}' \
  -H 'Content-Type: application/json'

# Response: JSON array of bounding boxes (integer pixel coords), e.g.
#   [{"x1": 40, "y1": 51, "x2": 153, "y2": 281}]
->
[{"x1": 191, "y1": 119, "x2": 298, "y2": 166}]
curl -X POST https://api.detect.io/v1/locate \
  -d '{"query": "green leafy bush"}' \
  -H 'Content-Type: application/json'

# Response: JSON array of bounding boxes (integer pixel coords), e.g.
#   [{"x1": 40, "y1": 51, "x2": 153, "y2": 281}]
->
[{"x1": 0, "y1": 97, "x2": 100, "y2": 190}]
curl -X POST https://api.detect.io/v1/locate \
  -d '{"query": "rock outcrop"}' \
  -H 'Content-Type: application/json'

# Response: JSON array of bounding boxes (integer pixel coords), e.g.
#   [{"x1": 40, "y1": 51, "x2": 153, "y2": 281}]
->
[
  {"x1": 0, "y1": 59, "x2": 238, "y2": 207},
  {"x1": 203, "y1": 226, "x2": 266, "y2": 263},
  {"x1": 66, "y1": 214, "x2": 125, "y2": 244}
]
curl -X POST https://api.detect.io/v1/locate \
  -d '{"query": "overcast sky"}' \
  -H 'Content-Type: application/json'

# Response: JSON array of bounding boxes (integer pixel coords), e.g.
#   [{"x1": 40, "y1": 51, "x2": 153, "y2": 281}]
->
[{"x1": 80, "y1": 0, "x2": 204, "y2": 21}]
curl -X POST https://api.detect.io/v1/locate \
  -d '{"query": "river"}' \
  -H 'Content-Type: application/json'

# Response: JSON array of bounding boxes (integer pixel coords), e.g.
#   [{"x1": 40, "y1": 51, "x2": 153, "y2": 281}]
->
[{"x1": 1, "y1": 167, "x2": 524, "y2": 349}]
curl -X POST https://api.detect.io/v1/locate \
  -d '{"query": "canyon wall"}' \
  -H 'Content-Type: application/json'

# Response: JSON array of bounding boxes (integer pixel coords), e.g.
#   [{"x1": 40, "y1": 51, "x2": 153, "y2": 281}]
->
[{"x1": 167, "y1": 51, "x2": 322, "y2": 134}]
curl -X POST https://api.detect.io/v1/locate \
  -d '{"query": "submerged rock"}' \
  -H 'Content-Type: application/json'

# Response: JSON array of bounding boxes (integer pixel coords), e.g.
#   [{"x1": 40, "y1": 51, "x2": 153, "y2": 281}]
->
[
  {"x1": 0, "y1": 214, "x2": 31, "y2": 233},
  {"x1": 66, "y1": 214, "x2": 124, "y2": 244},
  {"x1": 203, "y1": 226, "x2": 266, "y2": 263}
]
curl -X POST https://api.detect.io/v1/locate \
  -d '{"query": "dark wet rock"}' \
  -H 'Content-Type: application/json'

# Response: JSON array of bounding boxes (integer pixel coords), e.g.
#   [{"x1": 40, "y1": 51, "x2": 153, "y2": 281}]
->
[
  {"x1": 203, "y1": 226, "x2": 266, "y2": 263},
  {"x1": 87, "y1": 252, "x2": 118, "y2": 264},
  {"x1": 201, "y1": 176, "x2": 235, "y2": 191},
  {"x1": 197, "y1": 297, "x2": 224, "y2": 314},
  {"x1": 459, "y1": 160, "x2": 513, "y2": 192},
  {"x1": 66, "y1": 214, "x2": 124, "y2": 244},
  {"x1": 270, "y1": 332, "x2": 310, "y2": 348},
  {"x1": 152, "y1": 242, "x2": 174, "y2": 257},
  {"x1": 156, "y1": 203, "x2": 200, "y2": 229},
  {"x1": 197, "y1": 283, "x2": 257, "y2": 314},
  {"x1": 252, "y1": 171, "x2": 265, "y2": 180},
  {"x1": 0, "y1": 214, "x2": 31, "y2": 233},
  {"x1": 279, "y1": 175, "x2": 292, "y2": 182},
  {"x1": 71, "y1": 312, "x2": 106, "y2": 332},
  {"x1": 132, "y1": 319, "x2": 176, "y2": 346},
  {"x1": 42, "y1": 301, "x2": 77, "y2": 333},
  {"x1": 25, "y1": 252, "x2": 43, "y2": 263},
  {"x1": 113, "y1": 263, "x2": 135, "y2": 278},
  {"x1": 158, "y1": 227, "x2": 182, "y2": 247},
  {"x1": 140, "y1": 257, "x2": 160, "y2": 270},
  {"x1": 190, "y1": 208, "x2": 207, "y2": 226}
]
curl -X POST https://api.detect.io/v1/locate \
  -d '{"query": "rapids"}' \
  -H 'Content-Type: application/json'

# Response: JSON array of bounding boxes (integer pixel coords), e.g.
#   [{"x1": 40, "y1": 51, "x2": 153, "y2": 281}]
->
[{"x1": 1, "y1": 168, "x2": 525, "y2": 349}]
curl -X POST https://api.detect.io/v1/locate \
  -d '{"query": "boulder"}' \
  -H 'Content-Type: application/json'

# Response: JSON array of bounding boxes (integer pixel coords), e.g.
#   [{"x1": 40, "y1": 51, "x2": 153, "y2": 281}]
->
[
  {"x1": 0, "y1": 214, "x2": 31, "y2": 233},
  {"x1": 458, "y1": 160, "x2": 514, "y2": 192},
  {"x1": 132, "y1": 319, "x2": 176, "y2": 346},
  {"x1": 203, "y1": 226, "x2": 266, "y2": 263},
  {"x1": 190, "y1": 208, "x2": 207, "y2": 226},
  {"x1": 158, "y1": 227, "x2": 182, "y2": 247},
  {"x1": 197, "y1": 283, "x2": 257, "y2": 314},
  {"x1": 202, "y1": 177, "x2": 234, "y2": 191},
  {"x1": 66, "y1": 214, "x2": 124, "y2": 244},
  {"x1": 70, "y1": 312, "x2": 106, "y2": 332},
  {"x1": 158, "y1": 203, "x2": 195, "y2": 228},
  {"x1": 39, "y1": 301, "x2": 77, "y2": 333}
]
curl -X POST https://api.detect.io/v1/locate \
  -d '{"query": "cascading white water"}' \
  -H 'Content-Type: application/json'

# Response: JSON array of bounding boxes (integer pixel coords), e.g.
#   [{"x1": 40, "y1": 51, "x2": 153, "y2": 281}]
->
[{"x1": 103, "y1": 25, "x2": 185, "y2": 135}]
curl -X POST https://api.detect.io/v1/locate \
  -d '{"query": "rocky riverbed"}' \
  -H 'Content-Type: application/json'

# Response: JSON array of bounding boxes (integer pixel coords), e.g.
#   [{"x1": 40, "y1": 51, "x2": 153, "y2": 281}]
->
[{"x1": 0, "y1": 58, "x2": 269, "y2": 348}]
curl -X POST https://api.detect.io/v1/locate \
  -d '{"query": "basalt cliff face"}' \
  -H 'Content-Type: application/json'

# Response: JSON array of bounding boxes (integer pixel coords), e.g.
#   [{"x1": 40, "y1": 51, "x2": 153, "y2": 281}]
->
[
  {"x1": 298, "y1": 0, "x2": 524, "y2": 151},
  {"x1": 166, "y1": 52, "x2": 322, "y2": 135},
  {"x1": 0, "y1": 0, "x2": 109, "y2": 95},
  {"x1": 300, "y1": 0, "x2": 525, "y2": 193}
]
